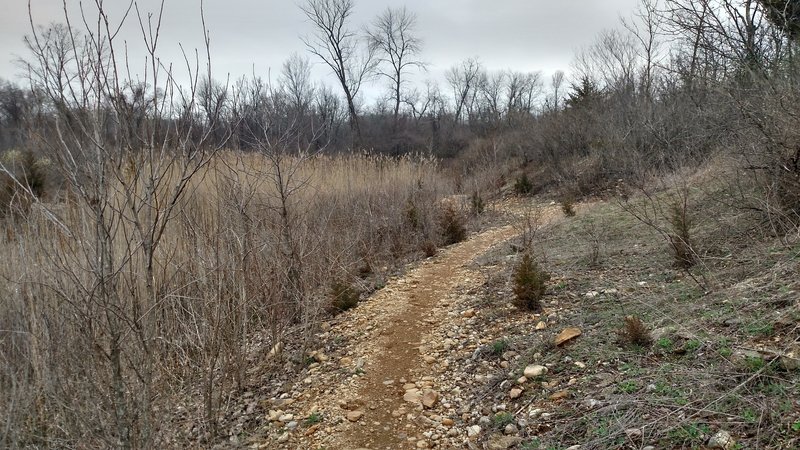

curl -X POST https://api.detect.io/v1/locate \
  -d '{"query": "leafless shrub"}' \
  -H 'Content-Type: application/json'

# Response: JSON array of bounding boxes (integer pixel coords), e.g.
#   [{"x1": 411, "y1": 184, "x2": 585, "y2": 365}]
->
[
  {"x1": 618, "y1": 315, "x2": 653, "y2": 348},
  {"x1": 578, "y1": 216, "x2": 609, "y2": 267},
  {"x1": 515, "y1": 202, "x2": 547, "y2": 252},
  {"x1": 667, "y1": 197, "x2": 697, "y2": 269}
]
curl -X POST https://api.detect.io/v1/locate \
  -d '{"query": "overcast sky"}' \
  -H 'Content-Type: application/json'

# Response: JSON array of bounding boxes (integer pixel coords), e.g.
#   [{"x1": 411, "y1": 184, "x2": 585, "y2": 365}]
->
[{"x1": 0, "y1": 0, "x2": 640, "y2": 100}]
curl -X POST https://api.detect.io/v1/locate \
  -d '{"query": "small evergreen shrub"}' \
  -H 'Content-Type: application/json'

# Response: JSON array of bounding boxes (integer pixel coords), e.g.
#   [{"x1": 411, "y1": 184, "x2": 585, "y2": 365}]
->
[
  {"x1": 512, "y1": 253, "x2": 550, "y2": 312},
  {"x1": 439, "y1": 204, "x2": 467, "y2": 245},
  {"x1": 491, "y1": 412, "x2": 515, "y2": 430},
  {"x1": 404, "y1": 199, "x2": 420, "y2": 230},
  {"x1": 514, "y1": 174, "x2": 533, "y2": 195},
  {"x1": 304, "y1": 412, "x2": 322, "y2": 426},
  {"x1": 330, "y1": 280, "x2": 360, "y2": 313},
  {"x1": 560, "y1": 194, "x2": 576, "y2": 217},
  {"x1": 491, "y1": 339, "x2": 509, "y2": 355},
  {"x1": 470, "y1": 190, "x2": 485, "y2": 215},
  {"x1": 0, "y1": 175, "x2": 15, "y2": 216},
  {"x1": 420, "y1": 240, "x2": 438, "y2": 257},
  {"x1": 20, "y1": 150, "x2": 47, "y2": 198},
  {"x1": 0, "y1": 150, "x2": 50, "y2": 216}
]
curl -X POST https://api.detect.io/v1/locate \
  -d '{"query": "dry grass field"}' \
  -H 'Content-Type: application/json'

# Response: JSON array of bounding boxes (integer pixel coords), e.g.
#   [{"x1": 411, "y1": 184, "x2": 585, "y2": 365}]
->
[{"x1": 0, "y1": 151, "x2": 457, "y2": 447}]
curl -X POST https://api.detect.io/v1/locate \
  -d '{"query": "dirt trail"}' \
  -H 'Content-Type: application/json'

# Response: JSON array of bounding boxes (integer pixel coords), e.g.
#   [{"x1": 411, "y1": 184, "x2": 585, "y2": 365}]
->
[
  {"x1": 337, "y1": 224, "x2": 521, "y2": 449},
  {"x1": 264, "y1": 202, "x2": 564, "y2": 450}
]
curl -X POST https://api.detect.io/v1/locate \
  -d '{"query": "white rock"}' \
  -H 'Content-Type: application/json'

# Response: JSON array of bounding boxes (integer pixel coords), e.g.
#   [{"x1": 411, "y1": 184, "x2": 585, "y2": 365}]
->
[
  {"x1": 708, "y1": 430, "x2": 735, "y2": 449},
  {"x1": 467, "y1": 425, "x2": 482, "y2": 437},
  {"x1": 524, "y1": 365, "x2": 548, "y2": 377},
  {"x1": 625, "y1": 428, "x2": 642, "y2": 439}
]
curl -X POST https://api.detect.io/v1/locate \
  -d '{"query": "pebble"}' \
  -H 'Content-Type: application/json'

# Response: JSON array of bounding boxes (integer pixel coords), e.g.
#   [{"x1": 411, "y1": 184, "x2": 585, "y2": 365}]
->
[
  {"x1": 708, "y1": 430, "x2": 736, "y2": 449},
  {"x1": 467, "y1": 425, "x2": 482, "y2": 437},
  {"x1": 523, "y1": 365, "x2": 547, "y2": 377},
  {"x1": 422, "y1": 390, "x2": 439, "y2": 408},
  {"x1": 625, "y1": 428, "x2": 642, "y2": 439},
  {"x1": 346, "y1": 411, "x2": 363, "y2": 422}
]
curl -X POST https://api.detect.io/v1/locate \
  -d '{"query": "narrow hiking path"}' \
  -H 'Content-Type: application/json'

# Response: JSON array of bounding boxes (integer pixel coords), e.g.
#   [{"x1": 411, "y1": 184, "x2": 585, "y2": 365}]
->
[
  {"x1": 339, "y1": 224, "x2": 522, "y2": 449},
  {"x1": 256, "y1": 202, "x2": 563, "y2": 449}
]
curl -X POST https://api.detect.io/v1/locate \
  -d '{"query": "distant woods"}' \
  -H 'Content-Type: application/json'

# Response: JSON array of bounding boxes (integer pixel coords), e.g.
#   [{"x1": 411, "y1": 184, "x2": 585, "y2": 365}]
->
[{"x1": 0, "y1": 1, "x2": 799, "y2": 207}]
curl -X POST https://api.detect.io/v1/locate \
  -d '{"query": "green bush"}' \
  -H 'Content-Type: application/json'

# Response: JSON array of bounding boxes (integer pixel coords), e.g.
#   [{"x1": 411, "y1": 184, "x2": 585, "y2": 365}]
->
[
  {"x1": 512, "y1": 253, "x2": 549, "y2": 312},
  {"x1": 420, "y1": 240, "x2": 438, "y2": 257},
  {"x1": 491, "y1": 412, "x2": 515, "y2": 429},
  {"x1": 0, "y1": 150, "x2": 50, "y2": 216},
  {"x1": 560, "y1": 194, "x2": 576, "y2": 217},
  {"x1": 514, "y1": 174, "x2": 533, "y2": 195},
  {"x1": 404, "y1": 199, "x2": 421, "y2": 230},
  {"x1": 330, "y1": 280, "x2": 360, "y2": 313},
  {"x1": 439, "y1": 204, "x2": 467, "y2": 245},
  {"x1": 491, "y1": 339, "x2": 509, "y2": 355},
  {"x1": 470, "y1": 190, "x2": 485, "y2": 215}
]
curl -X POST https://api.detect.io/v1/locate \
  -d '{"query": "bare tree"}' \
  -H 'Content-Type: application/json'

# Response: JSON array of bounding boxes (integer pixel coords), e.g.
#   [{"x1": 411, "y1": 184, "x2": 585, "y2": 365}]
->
[
  {"x1": 505, "y1": 70, "x2": 543, "y2": 117},
  {"x1": 403, "y1": 79, "x2": 444, "y2": 122},
  {"x1": 550, "y1": 70, "x2": 566, "y2": 111},
  {"x1": 280, "y1": 52, "x2": 316, "y2": 119},
  {"x1": 367, "y1": 6, "x2": 425, "y2": 129},
  {"x1": 479, "y1": 70, "x2": 505, "y2": 123},
  {"x1": 759, "y1": 0, "x2": 800, "y2": 40},
  {"x1": 300, "y1": 0, "x2": 376, "y2": 146},
  {"x1": 574, "y1": 28, "x2": 639, "y2": 93},
  {"x1": 7, "y1": 1, "x2": 224, "y2": 446},
  {"x1": 446, "y1": 57, "x2": 483, "y2": 122},
  {"x1": 622, "y1": 0, "x2": 666, "y2": 99}
]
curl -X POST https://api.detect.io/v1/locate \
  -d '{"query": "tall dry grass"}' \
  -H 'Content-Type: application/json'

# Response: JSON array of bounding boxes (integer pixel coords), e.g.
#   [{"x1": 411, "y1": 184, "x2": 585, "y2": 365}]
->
[{"x1": 0, "y1": 151, "x2": 451, "y2": 448}]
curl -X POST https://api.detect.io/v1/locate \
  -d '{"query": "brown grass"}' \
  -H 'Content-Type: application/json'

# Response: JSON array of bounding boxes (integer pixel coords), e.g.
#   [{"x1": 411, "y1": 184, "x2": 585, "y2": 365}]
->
[{"x1": 0, "y1": 151, "x2": 451, "y2": 447}]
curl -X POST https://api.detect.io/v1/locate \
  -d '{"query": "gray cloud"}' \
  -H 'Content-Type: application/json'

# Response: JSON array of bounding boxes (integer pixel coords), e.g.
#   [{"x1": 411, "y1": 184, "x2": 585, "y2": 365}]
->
[{"x1": 1, "y1": 0, "x2": 639, "y2": 96}]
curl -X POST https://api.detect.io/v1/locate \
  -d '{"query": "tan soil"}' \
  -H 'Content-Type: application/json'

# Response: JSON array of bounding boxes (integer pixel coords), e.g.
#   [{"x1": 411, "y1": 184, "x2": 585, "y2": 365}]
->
[{"x1": 338, "y1": 224, "x2": 521, "y2": 449}]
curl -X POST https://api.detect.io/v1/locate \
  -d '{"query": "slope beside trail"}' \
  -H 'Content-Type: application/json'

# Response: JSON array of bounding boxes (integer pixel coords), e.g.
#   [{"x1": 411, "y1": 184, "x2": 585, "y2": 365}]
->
[{"x1": 259, "y1": 203, "x2": 562, "y2": 450}]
